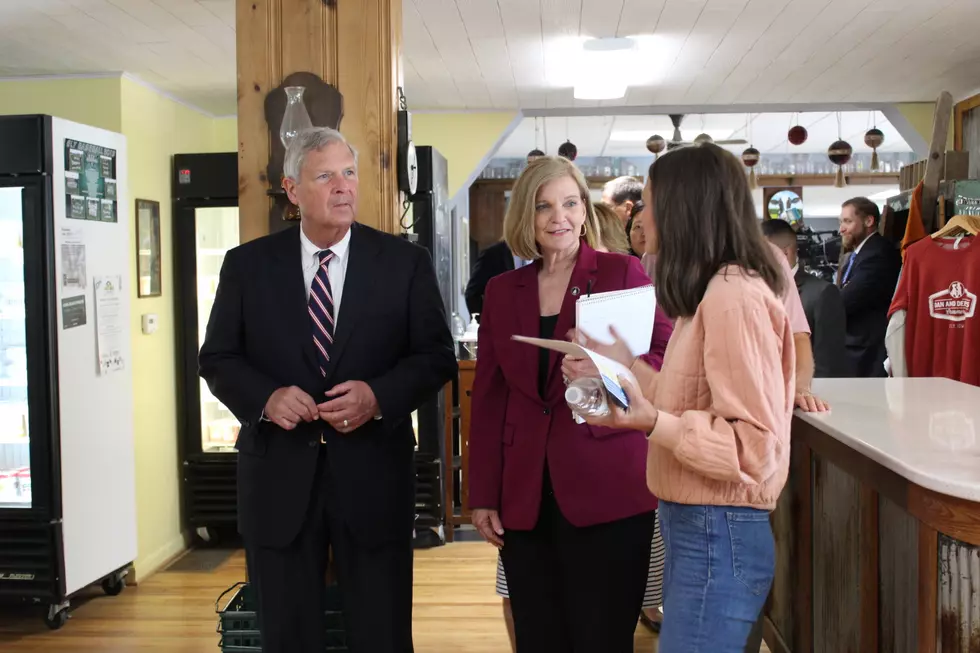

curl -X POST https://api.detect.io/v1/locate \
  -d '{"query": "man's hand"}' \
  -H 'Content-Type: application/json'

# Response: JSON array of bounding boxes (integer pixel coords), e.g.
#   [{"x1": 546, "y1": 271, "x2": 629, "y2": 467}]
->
[
  {"x1": 472, "y1": 508, "x2": 504, "y2": 548},
  {"x1": 264, "y1": 386, "x2": 319, "y2": 430},
  {"x1": 795, "y1": 389, "x2": 830, "y2": 412},
  {"x1": 317, "y1": 381, "x2": 380, "y2": 434}
]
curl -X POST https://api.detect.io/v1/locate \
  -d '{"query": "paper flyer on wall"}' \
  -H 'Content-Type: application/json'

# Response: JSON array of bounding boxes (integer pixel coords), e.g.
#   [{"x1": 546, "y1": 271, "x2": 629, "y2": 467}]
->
[
  {"x1": 512, "y1": 335, "x2": 635, "y2": 409},
  {"x1": 94, "y1": 275, "x2": 125, "y2": 375},
  {"x1": 59, "y1": 226, "x2": 87, "y2": 329}
]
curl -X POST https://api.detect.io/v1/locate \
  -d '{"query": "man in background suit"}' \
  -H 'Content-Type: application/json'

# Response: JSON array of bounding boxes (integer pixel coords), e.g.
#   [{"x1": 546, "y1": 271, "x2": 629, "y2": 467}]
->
[
  {"x1": 837, "y1": 197, "x2": 902, "y2": 377},
  {"x1": 763, "y1": 218, "x2": 851, "y2": 377},
  {"x1": 199, "y1": 127, "x2": 457, "y2": 653},
  {"x1": 465, "y1": 240, "x2": 529, "y2": 317}
]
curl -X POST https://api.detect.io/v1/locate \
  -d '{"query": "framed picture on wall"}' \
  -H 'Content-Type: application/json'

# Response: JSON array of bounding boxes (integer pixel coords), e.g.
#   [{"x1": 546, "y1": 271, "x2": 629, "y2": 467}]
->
[
  {"x1": 764, "y1": 186, "x2": 804, "y2": 225},
  {"x1": 135, "y1": 198, "x2": 162, "y2": 297}
]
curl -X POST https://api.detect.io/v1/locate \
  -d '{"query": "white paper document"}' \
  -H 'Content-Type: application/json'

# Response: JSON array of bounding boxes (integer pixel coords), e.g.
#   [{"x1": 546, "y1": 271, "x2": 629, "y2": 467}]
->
[
  {"x1": 574, "y1": 285, "x2": 656, "y2": 357},
  {"x1": 94, "y1": 275, "x2": 125, "y2": 375},
  {"x1": 512, "y1": 335, "x2": 636, "y2": 409}
]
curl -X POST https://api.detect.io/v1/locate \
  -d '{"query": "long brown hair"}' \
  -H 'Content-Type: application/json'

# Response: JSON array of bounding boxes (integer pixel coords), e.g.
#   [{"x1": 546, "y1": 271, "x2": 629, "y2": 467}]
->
[{"x1": 650, "y1": 142, "x2": 784, "y2": 319}]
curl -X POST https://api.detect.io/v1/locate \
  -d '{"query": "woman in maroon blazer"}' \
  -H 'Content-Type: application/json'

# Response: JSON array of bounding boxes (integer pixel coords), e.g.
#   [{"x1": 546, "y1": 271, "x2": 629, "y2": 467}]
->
[{"x1": 469, "y1": 156, "x2": 673, "y2": 652}]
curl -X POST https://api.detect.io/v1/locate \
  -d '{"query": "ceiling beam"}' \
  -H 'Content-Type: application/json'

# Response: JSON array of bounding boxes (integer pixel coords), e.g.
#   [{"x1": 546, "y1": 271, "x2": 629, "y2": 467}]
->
[{"x1": 522, "y1": 102, "x2": 893, "y2": 118}]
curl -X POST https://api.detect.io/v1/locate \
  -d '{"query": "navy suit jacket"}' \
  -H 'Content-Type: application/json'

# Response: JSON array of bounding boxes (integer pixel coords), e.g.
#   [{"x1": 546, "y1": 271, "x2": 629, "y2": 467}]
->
[
  {"x1": 839, "y1": 233, "x2": 901, "y2": 377},
  {"x1": 199, "y1": 224, "x2": 457, "y2": 547}
]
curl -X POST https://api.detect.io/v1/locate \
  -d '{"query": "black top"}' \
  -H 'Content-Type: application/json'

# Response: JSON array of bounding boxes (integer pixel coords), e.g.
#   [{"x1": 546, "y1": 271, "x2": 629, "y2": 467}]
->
[{"x1": 538, "y1": 314, "x2": 559, "y2": 399}]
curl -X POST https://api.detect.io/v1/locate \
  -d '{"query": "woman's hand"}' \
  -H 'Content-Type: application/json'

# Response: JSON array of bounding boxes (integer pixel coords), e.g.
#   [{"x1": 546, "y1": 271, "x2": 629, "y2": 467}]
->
[
  {"x1": 567, "y1": 325, "x2": 634, "y2": 369},
  {"x1": 561, "y1": 354, "x2": 599, "y2": 382},
  {"x1": 795, "y1": 389, "x2": 830, "y2": 412},
  {"x1": 582, "y1": 373, "x2": 660, "y2": 434},
  {"x1": 472, "y1": 508, "x2": 504, "y2": 548}
]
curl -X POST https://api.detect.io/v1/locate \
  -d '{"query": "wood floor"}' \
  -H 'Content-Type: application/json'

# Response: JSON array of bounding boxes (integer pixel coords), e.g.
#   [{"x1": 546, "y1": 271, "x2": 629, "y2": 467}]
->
[{"x1": 0, "y1": 541, "x2": 663, "y2": 652}]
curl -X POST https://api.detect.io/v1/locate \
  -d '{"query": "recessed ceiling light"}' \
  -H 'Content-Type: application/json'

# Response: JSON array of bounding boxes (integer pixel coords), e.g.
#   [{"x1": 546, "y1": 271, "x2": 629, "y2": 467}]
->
[{"x1": 573, "y1": 37, "x2": 636, "y2": 100}]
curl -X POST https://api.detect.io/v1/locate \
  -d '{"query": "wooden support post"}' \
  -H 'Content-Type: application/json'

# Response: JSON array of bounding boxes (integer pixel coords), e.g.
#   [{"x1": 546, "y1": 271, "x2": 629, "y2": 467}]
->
[
  {"x1": 236, "y1": 0, "x2": 402, "y2": 242},
  {"x1": 920, "y1": 91, "x2": 953, "y2": 233}
]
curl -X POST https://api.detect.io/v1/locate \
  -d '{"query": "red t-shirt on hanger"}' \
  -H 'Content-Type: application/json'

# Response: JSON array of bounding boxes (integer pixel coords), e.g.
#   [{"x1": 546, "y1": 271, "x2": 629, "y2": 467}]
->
[{"x1": 888, "y1": 236, "x2": 980, "y2": 386}]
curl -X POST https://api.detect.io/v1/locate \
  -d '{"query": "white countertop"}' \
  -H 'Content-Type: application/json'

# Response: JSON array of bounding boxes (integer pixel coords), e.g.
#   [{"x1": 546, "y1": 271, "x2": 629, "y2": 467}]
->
[{"x1": 797, "y1": 377, "x2": 980, "y2": 502}]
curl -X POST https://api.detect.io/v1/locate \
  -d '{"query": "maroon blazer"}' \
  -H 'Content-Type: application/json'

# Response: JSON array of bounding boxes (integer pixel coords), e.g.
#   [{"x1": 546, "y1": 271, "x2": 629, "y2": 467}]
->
[{"x1": 468, "y1": 242, "x2": 674, "y2": 531}]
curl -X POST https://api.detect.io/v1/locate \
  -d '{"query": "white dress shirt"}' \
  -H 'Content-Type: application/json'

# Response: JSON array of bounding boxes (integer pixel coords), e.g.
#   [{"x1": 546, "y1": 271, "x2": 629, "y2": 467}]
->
[{"x1": 300, "y1": 225, "x2": 351, "y2": 323}]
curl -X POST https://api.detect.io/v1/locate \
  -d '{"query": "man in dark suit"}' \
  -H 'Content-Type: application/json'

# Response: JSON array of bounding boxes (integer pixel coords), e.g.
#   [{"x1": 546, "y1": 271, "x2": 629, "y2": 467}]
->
[
  {"x1": 465, "y1": 240, "x2": 526, "y2": 317},
  {"x1": 837, "y1": 197, "x2": 902, "y2": 377},
  {"x1": 199, "y1": 127, "x2": 457, "y2": 653},
  {"x1": 763, "y1": 218, "x2": 851, "y2": 377}
]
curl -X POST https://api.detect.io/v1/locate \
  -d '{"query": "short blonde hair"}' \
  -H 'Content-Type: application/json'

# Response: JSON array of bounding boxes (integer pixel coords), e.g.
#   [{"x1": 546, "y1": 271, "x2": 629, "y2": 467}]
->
[
  {"x1": 503, "y1": 156, "x2": 600, "y2": 261},
  {"x1": 593, "y1": 202, "x2": 631, "y2": 254}
]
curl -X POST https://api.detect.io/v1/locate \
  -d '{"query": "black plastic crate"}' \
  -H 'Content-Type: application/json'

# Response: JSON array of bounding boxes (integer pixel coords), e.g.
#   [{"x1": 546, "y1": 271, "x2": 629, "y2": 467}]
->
[
  {"x1": 219, "y1": 630, "x2": 347, "y2": 652},
  {"x1": 216, "y1": 582, "x2": 346, "y2": 651}
]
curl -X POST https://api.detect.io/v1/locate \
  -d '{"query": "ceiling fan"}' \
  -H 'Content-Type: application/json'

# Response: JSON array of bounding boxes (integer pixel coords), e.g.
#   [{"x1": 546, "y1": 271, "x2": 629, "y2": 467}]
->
[{"x1": 661, "y1": 114, "x2": 748, "y2": 149}]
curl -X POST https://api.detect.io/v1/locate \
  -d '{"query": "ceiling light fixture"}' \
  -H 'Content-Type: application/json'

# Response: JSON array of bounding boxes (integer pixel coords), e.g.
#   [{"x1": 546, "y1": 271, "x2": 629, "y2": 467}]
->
[{"x1": 573, "y1": 37, "x2": 636, "y2": 101}]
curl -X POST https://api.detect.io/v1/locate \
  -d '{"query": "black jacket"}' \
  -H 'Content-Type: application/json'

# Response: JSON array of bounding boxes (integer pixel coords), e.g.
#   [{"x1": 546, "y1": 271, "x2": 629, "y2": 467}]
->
[
  {"x1": 199, "y1": 223, "x2": 457, "y2": 547},
  {"x1": 796, "y1": 268, "x2": 850, "y2": 378},
  {"x1": 464, "y1": 240, "x2": 515, "y2": 317},
  {"x1": 839, "y1": 233, "x2": 902, "y2": 377}
]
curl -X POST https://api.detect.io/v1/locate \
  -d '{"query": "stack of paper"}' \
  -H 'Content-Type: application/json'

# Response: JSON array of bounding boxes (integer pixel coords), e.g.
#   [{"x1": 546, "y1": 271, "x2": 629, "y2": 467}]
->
[{"x1": 575, "y1": 285, "x2": 656, "y2": 357}]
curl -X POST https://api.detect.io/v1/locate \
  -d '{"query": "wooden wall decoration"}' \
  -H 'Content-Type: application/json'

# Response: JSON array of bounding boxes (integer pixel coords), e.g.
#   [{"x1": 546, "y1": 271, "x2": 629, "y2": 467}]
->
[
  {"x1": 263, "y1": 72, "x2": 344, "y2": 230},
  {"x1": 236, "y1": 0, "x2": 402, "y2": 242}
]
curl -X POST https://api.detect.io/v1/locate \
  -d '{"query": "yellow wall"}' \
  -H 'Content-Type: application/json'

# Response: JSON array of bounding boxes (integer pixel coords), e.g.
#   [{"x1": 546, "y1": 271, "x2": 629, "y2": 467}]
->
[
  {"x1": 411, "y1": 112, "x2": 520, "y2": 196},
  {"x1": 119, "y1": 76, "x2": 233, "y2": 581},
  {"x1": 896, "y1": 102, "x2": 954, "y2": 152},
  {"x1": 0, "y1": 76, "x2": 121, "y2": 131},
  {"x1": 213, "y1": 116, "x2": 239, "y2": 152},
  {"x1": 0, "y1": 75, "x2": 232, "y2": 582}
]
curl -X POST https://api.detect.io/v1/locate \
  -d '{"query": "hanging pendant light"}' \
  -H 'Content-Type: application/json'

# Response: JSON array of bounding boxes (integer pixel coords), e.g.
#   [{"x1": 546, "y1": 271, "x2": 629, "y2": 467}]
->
[
  {"x1": 742, "y1": 147, "x2": 760, "y2": 190},
  {"x1": 646, "y1": 134, "x2": 666, "y2": 158},
  {"x1": 864, "y1": 126, "x2": 884, "y2": 171},
  {"x1": 558, "y1": 140, "x2": 578, "y2": 161},
  {"x1": 828, "y1": 112, "x2": 852, "y2": 187}
]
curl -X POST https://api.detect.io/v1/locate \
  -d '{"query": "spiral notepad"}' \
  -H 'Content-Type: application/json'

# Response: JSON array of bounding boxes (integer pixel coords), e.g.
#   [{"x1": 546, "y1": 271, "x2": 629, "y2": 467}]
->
[{"x1": 575, "y1": 285, "x2": 656, "y2": 357}]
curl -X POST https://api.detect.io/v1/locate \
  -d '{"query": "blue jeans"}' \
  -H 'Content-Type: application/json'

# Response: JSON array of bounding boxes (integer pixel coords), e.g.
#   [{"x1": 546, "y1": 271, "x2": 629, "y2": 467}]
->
[{"x1": 658, "y1": 501, "x2": 775, "y2": 652}]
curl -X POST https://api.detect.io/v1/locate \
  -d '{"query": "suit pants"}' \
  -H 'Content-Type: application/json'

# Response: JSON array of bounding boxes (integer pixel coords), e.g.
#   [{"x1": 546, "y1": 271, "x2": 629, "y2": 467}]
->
[
  {"x1": 499, "y1": 470, "x2": 655, "y2": 653},
  {"x1": 245, "y1": 444, "x2": 414, "y2": 653}
]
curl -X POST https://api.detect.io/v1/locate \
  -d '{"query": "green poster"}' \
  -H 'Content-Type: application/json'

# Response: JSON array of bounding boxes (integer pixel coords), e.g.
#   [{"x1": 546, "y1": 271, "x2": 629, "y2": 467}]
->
[{"x1": 64, "y1": 138, "x2": 117, "y2": 223}]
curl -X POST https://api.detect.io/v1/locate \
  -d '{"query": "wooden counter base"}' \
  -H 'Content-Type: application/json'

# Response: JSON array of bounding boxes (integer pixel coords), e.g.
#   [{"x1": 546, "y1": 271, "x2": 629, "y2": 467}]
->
[{"x1": 765, "y1": 417, "x2": 980, "y2": 653}]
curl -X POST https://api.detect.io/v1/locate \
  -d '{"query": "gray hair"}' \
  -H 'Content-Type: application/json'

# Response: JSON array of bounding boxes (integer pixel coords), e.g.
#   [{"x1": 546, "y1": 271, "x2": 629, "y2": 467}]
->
[
  {"x1": 603, "y1": 175, "x2": 643, "y2": 206},
  {"x1": 283, "y1": 127, "x2": 359, "y2": 181}
]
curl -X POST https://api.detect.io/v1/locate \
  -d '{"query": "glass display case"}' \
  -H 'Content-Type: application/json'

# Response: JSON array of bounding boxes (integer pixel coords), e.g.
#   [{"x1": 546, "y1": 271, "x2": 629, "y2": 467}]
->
[
  {"x1": 0, "y1": 186, "x2": 30, "y2": 508},
  {"x1": 194, "y1": 206, "x2": 240, "y2": 453}
]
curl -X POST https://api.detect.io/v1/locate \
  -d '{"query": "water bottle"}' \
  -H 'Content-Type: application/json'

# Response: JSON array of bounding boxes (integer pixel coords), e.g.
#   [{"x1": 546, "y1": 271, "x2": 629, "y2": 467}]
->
[
  {"x1": 565, "y1": 378, "x2": 609, "y2": 424},
  {"x1": 451, "y1": 312, "x2": 466, "y2": 339}
]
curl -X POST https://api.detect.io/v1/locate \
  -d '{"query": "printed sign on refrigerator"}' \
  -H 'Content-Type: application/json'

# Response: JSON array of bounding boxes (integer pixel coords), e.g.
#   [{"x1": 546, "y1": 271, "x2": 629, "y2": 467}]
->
[{"x1": 94, "y1": 275, "x2": 125, "y2": 375}]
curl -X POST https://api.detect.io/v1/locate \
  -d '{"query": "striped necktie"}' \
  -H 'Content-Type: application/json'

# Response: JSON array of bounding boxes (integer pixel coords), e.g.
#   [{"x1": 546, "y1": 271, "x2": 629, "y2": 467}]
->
[{"x1": 308, "y1": 249, "x2": 335, "y2": 376}]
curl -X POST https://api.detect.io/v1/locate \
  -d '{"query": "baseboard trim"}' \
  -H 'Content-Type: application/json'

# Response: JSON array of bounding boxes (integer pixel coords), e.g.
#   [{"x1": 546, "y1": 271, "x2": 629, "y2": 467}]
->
[{"x1": 131, "y1": 531, "x2": 190, "y2": 585}]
